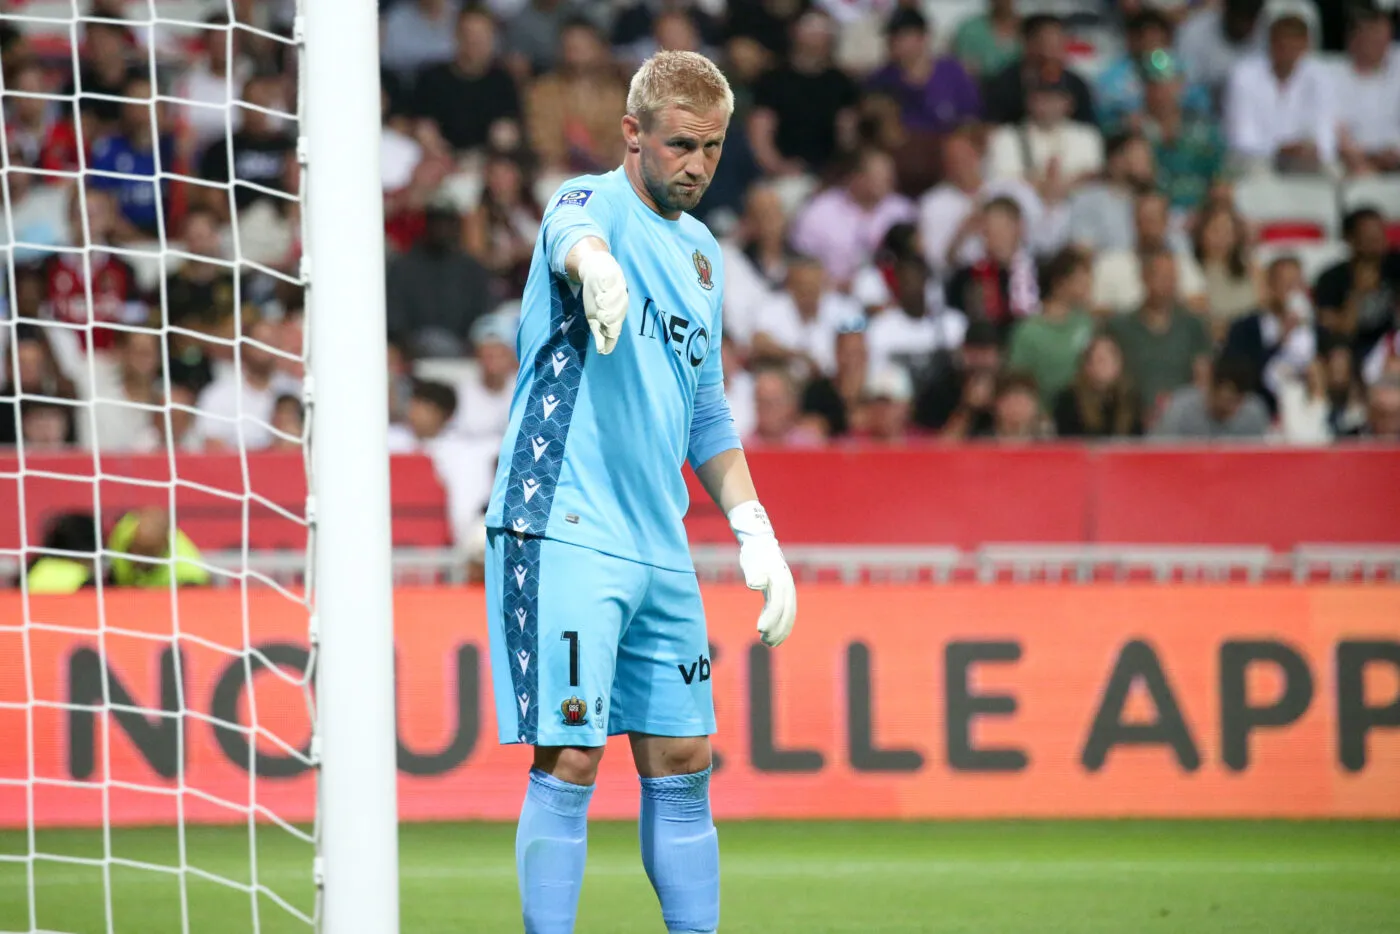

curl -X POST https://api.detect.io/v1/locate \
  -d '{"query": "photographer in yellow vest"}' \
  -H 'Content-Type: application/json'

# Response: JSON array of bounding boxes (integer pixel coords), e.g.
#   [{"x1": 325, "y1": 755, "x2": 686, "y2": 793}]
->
[{"x1": 106, "y1": 507, "x2": 211, "y2": 589}]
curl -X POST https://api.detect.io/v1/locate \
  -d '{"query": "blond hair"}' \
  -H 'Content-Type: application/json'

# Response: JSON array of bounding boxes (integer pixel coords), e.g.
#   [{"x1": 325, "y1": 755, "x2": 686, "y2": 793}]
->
[{"x1": 626, "y1": 51, "x2": 734, "y2": 127}]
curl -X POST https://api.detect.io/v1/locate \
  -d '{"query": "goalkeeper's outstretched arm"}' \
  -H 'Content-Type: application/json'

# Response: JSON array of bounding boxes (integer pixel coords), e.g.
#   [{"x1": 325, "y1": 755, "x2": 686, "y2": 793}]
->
[{"x1": 694, "y1": 448, "x2": 798, "y2": 648}]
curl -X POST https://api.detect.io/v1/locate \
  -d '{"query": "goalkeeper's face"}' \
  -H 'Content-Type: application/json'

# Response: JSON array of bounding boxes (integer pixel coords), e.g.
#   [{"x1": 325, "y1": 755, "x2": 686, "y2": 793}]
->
[{"x1": 628, "y1": 105, "x2": 727, "y2": 216}]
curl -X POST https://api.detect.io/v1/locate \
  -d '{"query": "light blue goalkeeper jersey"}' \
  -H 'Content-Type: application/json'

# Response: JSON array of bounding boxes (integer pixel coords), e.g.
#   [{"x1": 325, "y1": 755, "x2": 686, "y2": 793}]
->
[{"x1": 484, "y1": 167, "x2": 739, "y2": 573}]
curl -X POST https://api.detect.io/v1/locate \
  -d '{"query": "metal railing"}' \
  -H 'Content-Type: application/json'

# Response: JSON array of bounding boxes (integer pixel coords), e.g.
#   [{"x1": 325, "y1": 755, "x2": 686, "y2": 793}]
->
[
  {"x1": 7, "y1": 544, "x2": 1399, "y2": 590},
  {"x1": 209, "y1": 544, "x2": 1400, "y2": 587}
]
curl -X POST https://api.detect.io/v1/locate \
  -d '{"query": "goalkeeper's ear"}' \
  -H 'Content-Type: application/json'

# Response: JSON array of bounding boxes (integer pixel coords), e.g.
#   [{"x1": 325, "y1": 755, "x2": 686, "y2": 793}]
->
[{"x1": 622, "y1": 113, "x2": 642, "y2": 154}]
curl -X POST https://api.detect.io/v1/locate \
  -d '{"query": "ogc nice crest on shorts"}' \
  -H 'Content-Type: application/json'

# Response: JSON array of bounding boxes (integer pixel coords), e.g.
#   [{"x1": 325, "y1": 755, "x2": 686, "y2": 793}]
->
[
  {"x1": 560, "y1": 696, "x2": 589, "y2": 726},
  {"x1": 693, "y1": 250, "x2": 714, "y2": 290}
]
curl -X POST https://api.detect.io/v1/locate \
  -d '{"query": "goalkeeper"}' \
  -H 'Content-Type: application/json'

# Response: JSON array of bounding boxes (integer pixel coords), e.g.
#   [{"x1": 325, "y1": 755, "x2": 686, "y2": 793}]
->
[{"x1": 483, "y1": 51, "x2": 797, "y2": 934}]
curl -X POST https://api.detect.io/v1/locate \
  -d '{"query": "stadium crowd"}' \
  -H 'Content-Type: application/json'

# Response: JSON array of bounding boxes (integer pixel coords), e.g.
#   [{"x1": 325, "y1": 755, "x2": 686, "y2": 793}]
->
[{"x1": 4, "y1": 0, "x2": 1400, "y2": 507}]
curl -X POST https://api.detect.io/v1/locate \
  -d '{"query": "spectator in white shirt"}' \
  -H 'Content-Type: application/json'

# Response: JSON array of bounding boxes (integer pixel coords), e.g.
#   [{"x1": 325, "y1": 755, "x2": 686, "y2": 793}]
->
[
  {"x1": 388, "y1": 379, "x2": 457, "y2": 452},
  {"x1": 86, "y1": 330, "x2": 163, "y2": 453},
  {"x1": 1177, "y1": 0, "x2": 1268, "y2": 98},
  {"x1": 194, "y1": 319, "x2": 301, "y2": 452},
  {"x1": 987, "y1": 72, "x2": 1105, "y2": 192},
  {"x1": 387, "y1": 378, "x2": 499, "y2": 545},
  {"x1": 865, "y1": 253, "x2": 968, "y2": 379},
  {"x1": 721, "y1": 337, "x2": 756, "y2": 439},
  {"x1": 1334, "y1": 3, "x2": 1400, "y2": 176},
  {"x1": 751, "y1": 255, "x2": 863, "y2": 379},
  {"x1": 1093, "y1": 190, "x2": 1208, "y2": 314},
  {"x1": 1225, "y1": 13, "x2": 1336, "y2": 175},
  {"x1": 917, "y1": 127, "x2": 1062, "y2": 278},
  {"x1": 172, "y1": 14, "x2": 250, "y2": 155},
  {"x1": 449, "y1": 310, "x2": 517, "y2": 440},
  {"x1": 789, "y1": 149, "x2": 916, "y2": 288},
  {"x1": 720, "y1": 183, "x2": 790, "y2": 352}
]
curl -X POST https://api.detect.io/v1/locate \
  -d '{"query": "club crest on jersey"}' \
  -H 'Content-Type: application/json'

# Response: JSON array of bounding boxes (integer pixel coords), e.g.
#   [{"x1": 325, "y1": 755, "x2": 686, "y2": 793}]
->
[
  {"x1": 693, "y1": 250, "x2": 714, "y2": 290},
  {"x1": 560, "y1": 696, "x2": 589, "y2": 726},
  {"x1": 558, "y1": 189, "x2": 592, "y2": 207}
]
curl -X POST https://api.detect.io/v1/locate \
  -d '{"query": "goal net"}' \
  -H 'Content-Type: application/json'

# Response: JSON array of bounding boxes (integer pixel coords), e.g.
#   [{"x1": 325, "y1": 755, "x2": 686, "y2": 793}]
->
[{"x1": 0, "y1": 2, "x2": 351, "y2": 931}]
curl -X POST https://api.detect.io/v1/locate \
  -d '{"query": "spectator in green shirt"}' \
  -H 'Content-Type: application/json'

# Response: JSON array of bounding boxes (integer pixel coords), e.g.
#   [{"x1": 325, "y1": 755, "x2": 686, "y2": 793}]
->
[
  {"x1": 952, "y1": 0, "x2": 1022, "y2": 77},
  {"x1": 108, "y1": 508, "x2": 211, "y2": 588},
  {"x1": 1007, "y1": 248, "x2": 1096, "y2": 408},
  {"x1": 1108, "y1": 249, "x2": 1214, "y2": 425},
  {"x1": 1141, "y1": 50, "x2": 1225, "y2": 213}
]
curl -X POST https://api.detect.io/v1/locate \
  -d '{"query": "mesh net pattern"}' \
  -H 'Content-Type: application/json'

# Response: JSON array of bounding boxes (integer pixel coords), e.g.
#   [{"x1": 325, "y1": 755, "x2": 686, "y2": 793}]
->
[{"x1": 1, "y1": 2, "x2": 318, "y2": 931}]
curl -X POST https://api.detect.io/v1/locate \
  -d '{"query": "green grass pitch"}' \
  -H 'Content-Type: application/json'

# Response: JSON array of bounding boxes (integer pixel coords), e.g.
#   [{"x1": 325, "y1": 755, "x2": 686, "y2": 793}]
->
[{"x1": 1, "y1": 821, "x2": 1397, "y2": 933}]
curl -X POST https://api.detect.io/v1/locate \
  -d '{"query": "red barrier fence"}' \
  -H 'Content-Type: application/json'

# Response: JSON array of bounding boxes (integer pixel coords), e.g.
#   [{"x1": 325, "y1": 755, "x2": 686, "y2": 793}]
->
[{"x1": 2, "y1": 446, "x2": 1399, "y2": 553}]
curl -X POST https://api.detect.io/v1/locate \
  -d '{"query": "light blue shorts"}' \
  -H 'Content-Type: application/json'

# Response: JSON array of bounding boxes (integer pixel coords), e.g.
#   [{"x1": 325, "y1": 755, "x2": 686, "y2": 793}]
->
[{"x1": 484, "y1": 529, "x2": 715, "y2": 747}]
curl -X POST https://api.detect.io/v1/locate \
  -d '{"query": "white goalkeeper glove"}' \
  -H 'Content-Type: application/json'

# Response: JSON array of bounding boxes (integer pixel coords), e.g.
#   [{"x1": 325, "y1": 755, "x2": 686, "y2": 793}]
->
[
  {"x1": 577, "y1": 251, "x2": 629, "y2": 355},
  {"x1": 728, "y1": 501, "x2": 797, "y2": 648}
]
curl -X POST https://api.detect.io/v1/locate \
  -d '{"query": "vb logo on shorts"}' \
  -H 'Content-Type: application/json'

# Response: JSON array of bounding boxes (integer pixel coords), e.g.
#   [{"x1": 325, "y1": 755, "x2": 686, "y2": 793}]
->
[{"x1": 560, "y1": 696, "x2": 589, "y2": 726}]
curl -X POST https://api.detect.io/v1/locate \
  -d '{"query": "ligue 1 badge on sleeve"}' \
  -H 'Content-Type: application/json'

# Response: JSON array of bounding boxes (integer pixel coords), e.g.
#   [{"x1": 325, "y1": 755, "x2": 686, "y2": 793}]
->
[
  {"x1": 693, "y1": 250, "x2": 714, "y2": 290},
  {"x1": 560, "y1": 696, "x2": 589, "y2": 726}
]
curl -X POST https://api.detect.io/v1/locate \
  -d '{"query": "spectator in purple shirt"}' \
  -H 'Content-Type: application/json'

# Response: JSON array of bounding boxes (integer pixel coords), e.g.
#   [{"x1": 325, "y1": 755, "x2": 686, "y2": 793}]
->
[
  {"x1": 866, "y1": 9, "x2": 982, "y2": 135},
  {"x1": 790, "y1": 148, "x2": 917, "y2": 289}
]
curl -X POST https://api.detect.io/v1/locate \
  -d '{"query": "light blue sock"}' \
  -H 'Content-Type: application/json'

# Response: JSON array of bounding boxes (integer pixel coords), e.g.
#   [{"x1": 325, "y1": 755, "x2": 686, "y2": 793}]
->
[
  {"x1": 517, "y1": 768, "x2": 594, "y2": 934},
  {"x1": 639, "y1": 766, "x2": 719, "y2": 934}
]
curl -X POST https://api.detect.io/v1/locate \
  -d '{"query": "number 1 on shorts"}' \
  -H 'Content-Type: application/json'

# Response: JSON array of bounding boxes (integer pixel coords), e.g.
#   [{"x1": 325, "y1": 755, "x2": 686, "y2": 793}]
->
[{"x1": 561, "y1": 631, "x2": 580, "y2": 687}]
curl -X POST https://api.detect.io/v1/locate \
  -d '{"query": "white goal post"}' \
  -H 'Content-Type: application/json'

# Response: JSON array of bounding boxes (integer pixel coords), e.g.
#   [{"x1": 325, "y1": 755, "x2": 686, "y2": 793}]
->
[
  {"x1": 302, "y1": 0, "x2": 400, "y2": 930},
  {"x1": 0, "y1": 0, "x2": 399, "y2": 931}
]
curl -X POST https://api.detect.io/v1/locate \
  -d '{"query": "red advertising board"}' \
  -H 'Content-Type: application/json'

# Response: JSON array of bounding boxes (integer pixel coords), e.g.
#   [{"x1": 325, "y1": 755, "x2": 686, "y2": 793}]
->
[
  {"x1": 1, "y1": 585, "x2": 1397, "y2": 827},
  {"x1": 5, "y1": 447, "x2": 1399, "y2": 555}
]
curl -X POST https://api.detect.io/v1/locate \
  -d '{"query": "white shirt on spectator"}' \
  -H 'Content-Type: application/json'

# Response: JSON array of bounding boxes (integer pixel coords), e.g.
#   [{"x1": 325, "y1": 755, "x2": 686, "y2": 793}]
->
[
  {"x1": 1093, "y1": 249, "x2": 1207, "y2": 314},
  {"x1": 1176, "y1": 6, "x2": 1267, "y2": 92},
  {"x1": 449, "y1": 373, "x2": 513, "y2": 439},
  {"x1": 718, "y1": 240, "x2": 780, "y2": 350},
  {"x1": 866, "y1": 303, "x2": 968, "y2": 376},
  {"x1": 1275, "y1": 377, "x2": 1332, "y2": 445},
  {"x1": 753, "y1": 290, "x2": 863, "y2": 376},
  {"x1": 380, "y1": 0, "x2": 461, "y2": 76},
  {"x1": 194, "y1": 369, "x2": 300, "y2": 451},
  {"x1": 173, "y1": 59, "x2": 249, "y2": 153},
  {"x1": 917, "y1": 180, "x2": 1066, "y2": 278},
  {"x1": 387, "y1": 427, "x2": 498, "y2": 546},
  {"x1": 789, "y1": 188, "x2": 916, "y2": 286},
  {"x1": 987, "y1": 122, "x2": 1106, "y2": 185},
  {"x1": 381, "y1": 126, "x2": 424, "y2": 193},
  {"x1": 82, "y1": 357, "x2": 162, "y2": 454},
  {"x1": 1362, "y1": 330, "x2": 1399, "y2": 386},
  {"x1": 1331, "y1": 52, "x2": 1400, "y2": 154},
  {"x1": 1257, "y1": 309, "x2": 1318, "y2": 399},
  {"x1": 1224, "y1": 54, "x2": 1337, "y2": 167},
  {"x1": 725, "y1": 369, "x2": 757, "y2": 439},
  {"x1": 849, "y1": 266, "x2": 970, "y2": 372}
]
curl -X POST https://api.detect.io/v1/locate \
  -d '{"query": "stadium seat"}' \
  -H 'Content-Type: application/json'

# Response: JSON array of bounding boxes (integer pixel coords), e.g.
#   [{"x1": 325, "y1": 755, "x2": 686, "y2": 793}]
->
[
  {"x1": 1255, "y1": 239, "x2": 1350, "y2": 285},
  {"x1": 1234, "y1": 174, "x2": 1339, "y2": 243},
  {"x1": 1340, "y1": 176, "x2": 1400, "y2": 245}
]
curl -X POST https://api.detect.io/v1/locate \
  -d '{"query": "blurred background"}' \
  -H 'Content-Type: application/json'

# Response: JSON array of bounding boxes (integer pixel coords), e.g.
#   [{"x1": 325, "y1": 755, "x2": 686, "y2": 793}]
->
[{"x1": 0, "y1": 6, "x2": 1397, "y2": 932}]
